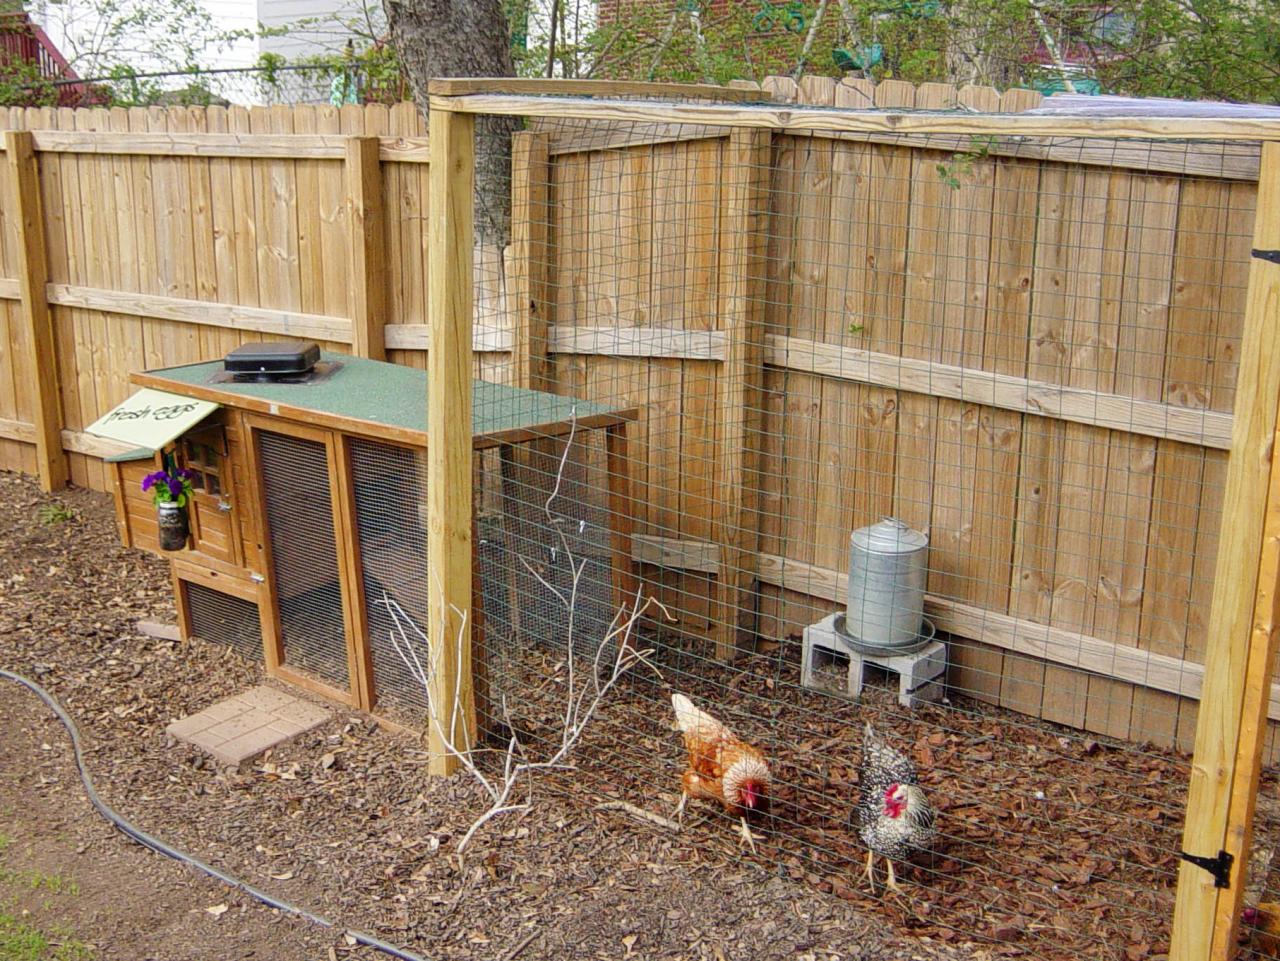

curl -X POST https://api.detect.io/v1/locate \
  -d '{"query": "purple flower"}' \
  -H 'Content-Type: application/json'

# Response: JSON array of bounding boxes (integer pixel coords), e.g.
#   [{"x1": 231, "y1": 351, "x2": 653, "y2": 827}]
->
[
  {"x1": 141, "y1": 471, "x2": 166, "y2": 493},
  {"x1": 167, "y1": 477, "x2": 185, "y2": 499},
  {"x1": 177, "y1": 468, "x2": 196, "y2": 481}
]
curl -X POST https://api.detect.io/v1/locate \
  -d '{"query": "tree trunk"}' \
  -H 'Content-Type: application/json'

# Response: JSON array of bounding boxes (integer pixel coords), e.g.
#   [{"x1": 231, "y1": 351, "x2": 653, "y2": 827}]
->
[{"x1": 384, "y1": 0, "x2": 520, "y2": 245}]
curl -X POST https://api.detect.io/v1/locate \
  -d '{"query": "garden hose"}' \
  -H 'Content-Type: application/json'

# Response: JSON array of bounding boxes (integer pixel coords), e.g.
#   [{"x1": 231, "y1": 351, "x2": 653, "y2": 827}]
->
[{"x1": 0, "y1": 668, "x2": 429, "y2": 961}]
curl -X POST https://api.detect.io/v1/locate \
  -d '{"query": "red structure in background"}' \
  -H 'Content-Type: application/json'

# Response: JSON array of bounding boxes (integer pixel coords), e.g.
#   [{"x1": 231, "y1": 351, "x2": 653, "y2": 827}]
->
[{"x1": 0, "y1": 9, "x2": 101, "y2": 106}]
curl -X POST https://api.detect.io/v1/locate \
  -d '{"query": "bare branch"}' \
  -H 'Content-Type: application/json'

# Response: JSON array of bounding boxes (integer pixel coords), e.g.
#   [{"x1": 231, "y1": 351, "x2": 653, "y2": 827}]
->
[{"x1": 383, "y1": 408, "x2": 661, "y2": 861}]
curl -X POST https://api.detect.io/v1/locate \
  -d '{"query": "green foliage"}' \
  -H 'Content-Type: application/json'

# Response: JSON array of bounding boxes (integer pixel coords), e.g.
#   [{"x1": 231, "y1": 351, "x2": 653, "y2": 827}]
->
[
  {"x1": 1095, "y1": 0, "x2": 1280, "y2": 103},
  {"x1": 582, "y1": 0, "x2": 1280, "y2": 102},
  {"x1": 0, "y1": 59, "x2": 59, "y2": 109},
  {"x1": 0, "y1": 867, "x2": 80, "y2": 897},
  {"x1": 36, "y1": 503, "x2": 75, "y2": 527},
  {"x1": 0, "y1": 912, "x2": 93, "y2": 961},
  {"x1": 936, "y1": 134, "x2": 997, "y2": 189},
  {"x1": 29, "y1": 0, "x2": 222, "y2": 81}
]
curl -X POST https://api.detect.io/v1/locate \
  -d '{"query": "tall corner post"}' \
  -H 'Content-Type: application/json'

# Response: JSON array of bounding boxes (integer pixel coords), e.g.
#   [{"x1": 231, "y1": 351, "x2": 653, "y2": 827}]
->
[
  {"x1": 345, "y1": 135, "x2": 388, "y2": 361},
  {"x1": 710, "y1": 126, "x2": 772, "y2": 662},
  {"x1": 5, "y1": 129, "x2": 67, "y2": 492},
  {"x1": 425, "y1": 103, "x2": 477, "y2": 776},
  {"x1": 1171, "y1": 141, "x2": 1280, "y2": 961},
  {"x1": 509, "y1": 129, "x2": 551, "y2": 393}
]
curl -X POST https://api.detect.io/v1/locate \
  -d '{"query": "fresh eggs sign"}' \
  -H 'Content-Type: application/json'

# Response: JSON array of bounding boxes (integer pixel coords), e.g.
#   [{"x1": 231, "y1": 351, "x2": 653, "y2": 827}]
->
[{"x1": 86, "y1": 388, "x2": 220, "y2": 452}]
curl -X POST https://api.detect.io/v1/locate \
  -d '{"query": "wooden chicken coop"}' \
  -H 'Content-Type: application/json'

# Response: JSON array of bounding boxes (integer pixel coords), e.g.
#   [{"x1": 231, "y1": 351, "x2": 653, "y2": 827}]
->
[{"x1": 104, "y1": 350, "x2": 637, "y2": 733}]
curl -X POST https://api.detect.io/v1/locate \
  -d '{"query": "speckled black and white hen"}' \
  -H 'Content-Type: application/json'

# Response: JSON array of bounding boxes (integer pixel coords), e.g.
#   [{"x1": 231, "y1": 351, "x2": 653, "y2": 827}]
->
[{"x1": 856, "y1": 722, "x2": 936, "y2": 894}]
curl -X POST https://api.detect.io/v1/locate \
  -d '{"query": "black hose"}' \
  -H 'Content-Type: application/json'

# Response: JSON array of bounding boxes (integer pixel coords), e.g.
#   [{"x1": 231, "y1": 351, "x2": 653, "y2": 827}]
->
[{"x1": 0, "y1": 668, "x2": 429, "y2": 961}]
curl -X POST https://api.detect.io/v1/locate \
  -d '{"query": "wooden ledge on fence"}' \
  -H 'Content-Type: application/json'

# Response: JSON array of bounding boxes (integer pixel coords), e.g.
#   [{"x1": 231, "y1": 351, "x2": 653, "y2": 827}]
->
[
  {"x1": 426, "y1": 77, "x2": 772, "y2": 103},
  {"x1": 427, "y1": 92, "x2": 1280, "y2": 141}
]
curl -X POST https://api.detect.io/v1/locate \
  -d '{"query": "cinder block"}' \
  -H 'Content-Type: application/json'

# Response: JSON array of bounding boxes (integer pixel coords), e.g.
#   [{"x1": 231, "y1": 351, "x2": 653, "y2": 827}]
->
[{"x1": 801, "y1": 612, "x2": 946, "y2": 709}]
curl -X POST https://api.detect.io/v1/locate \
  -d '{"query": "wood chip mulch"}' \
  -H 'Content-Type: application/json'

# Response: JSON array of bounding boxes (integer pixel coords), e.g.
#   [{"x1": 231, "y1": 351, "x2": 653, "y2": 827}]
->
[{"x1": 4, "y1": 471, "x2": 1272, "y2": 961}]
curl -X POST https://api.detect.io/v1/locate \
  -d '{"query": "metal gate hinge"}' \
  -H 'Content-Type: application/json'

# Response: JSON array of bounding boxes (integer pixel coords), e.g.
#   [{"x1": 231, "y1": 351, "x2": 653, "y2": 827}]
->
[
  {"x1": 1253, "y1": 248, "x2": 1280, "y2": 264},
  {"x1": 1179, "y1": 849, "x2": 1233, "y2": 888}
]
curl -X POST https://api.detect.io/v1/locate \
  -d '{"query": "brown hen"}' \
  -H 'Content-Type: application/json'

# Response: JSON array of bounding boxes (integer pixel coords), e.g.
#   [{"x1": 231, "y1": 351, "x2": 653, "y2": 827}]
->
[
  {"x1": 1244, "y1": 903, "x2": 1280, "y2": 958},
  {"x1": 670, "y1": 692, "x2": 771, "y2": 852}
]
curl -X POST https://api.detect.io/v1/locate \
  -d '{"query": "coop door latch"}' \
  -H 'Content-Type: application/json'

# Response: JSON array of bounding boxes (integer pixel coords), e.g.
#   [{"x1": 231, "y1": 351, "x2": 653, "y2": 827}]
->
[
  {"x1": 1253, "y1": 248, "x2": 1280, "y2": 265},
  {"x1": 1178, "y1": 848, "x2": 1234, "y2": 888}
]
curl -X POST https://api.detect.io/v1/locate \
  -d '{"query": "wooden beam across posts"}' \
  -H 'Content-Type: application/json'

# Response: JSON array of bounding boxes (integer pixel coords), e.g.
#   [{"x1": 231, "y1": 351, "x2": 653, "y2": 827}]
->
[
  {"x1": 5, "y1": 130, "x2": 66, "y2": 492},
  {"x1": 426, "y1": 77, "x2": 772, "y2": 102},
  {"x1": 429, "y1": 93, "x2": 1280, "y2": 141},
  {"x1": 425, "y1": 105, "x2": 477, "y2": 777},
  {"x1": 710, "y1": 127, "x2": 771, "y2": 661},
  {"x1": 345, "y1": 136, "x2": 388, "y2": 361},
  {"x1": 1170, "y1": 143, "x2": 1280, "y2": 961},
  {"x1": 508, "y1": 131, "x2": 552, "y2": 392}
]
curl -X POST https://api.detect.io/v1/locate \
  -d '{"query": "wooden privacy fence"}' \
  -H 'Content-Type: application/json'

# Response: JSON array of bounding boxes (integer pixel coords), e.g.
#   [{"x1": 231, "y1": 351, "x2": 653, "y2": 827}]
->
[
  {"x1": 422, "y1": 79, "x2": 1280, "y2": 961},
  {"x1": 2, "y1": 78, "x2": 1280, "y2": 960},
  {"x1": 0, "y1": 81, "x2": 1272, "y2": 751},
  {"x1": 0, "y1": 101, "x2": 433, "y2": 492}
]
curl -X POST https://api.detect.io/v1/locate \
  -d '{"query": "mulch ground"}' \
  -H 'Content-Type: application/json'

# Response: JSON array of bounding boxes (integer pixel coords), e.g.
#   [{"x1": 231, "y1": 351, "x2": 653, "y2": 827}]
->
[
  {"x1": 0, "y1": 472, "x2": 962, "y2": 961},
  {"x1": 1, "y1": 470, "x2": 1269, "y2": 961}
]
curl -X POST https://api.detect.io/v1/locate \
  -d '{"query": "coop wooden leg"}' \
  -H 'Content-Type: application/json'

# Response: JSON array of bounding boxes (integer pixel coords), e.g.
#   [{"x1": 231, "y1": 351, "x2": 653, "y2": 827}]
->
[
  {"x1": 498, "y1": 444, "x2": 522, "y2": 643},
  {"x1": 471, "y1": 514, "x2": 493, "y2": 741},
  {"x1": 604, "y1": 424, "x2": 638, "y2": 635}
]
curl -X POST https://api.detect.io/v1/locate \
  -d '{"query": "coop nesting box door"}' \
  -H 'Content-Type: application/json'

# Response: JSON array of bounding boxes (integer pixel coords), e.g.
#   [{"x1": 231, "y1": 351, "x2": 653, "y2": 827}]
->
[{"x1": 252, "y1": 424, "x2": 359, "y2": 704}]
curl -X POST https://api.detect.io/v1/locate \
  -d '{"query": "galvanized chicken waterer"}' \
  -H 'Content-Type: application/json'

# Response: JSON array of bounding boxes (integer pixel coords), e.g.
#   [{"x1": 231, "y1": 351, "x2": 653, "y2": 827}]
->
[{"x1": 840, "y1": 517, "x2": 931, "y2": 652}]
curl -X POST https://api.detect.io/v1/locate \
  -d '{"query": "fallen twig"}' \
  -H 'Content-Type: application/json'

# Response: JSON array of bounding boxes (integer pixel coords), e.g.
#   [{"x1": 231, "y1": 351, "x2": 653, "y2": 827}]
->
[
  {"x1": 596, "y1": 800, "x2": 682, "y2": 832},
  {"x1": 501, "y1": 931, "x2": 540, "y2": 961}
]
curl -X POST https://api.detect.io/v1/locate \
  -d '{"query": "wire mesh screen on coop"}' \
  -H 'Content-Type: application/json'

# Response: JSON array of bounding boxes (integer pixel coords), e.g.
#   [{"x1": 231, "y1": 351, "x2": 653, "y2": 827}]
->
[
  {"x1": 346, "y1": 431, "x2": 616, "y2": 724},
  {"x1": 420, "y1": 80, "x2": 1280, "y2": 961}
]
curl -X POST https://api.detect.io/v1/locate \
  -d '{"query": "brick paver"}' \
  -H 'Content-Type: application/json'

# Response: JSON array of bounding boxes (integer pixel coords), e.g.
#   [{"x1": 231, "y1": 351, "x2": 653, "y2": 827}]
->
[{"x1": 165, "y1": 685, "x2": 330, "y2": 767}]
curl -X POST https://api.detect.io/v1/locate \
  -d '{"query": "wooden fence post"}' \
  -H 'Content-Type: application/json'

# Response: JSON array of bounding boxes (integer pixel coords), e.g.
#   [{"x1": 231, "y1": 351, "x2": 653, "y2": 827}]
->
[
  {"x1": 508, "y1": 130, "x2": 551, "y2": 392},
  {"x1": 5, "y1": 130, "x2": 66, "y2": 492},
  {"x1": 1170, "y1": 142, "x2": 1280, "y2": 961},
  {"x1": 425, "y1": 103, "x2": 477, "y2": 776},
  {"x1": 345, "y1": 135, "x2": 387, "y2": 361},
  {"x1": 710, "y1": 127, "x2": 772, "y2": 661}
]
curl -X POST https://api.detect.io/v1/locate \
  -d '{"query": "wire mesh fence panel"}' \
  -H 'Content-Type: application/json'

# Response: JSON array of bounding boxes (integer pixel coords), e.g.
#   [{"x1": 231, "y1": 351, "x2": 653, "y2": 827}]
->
[
  {"x1": 184, "y1": 581, "x2": 263, "y2": 662},
  {"x1": 34, "y1": 63, "x2": 407, "y2": 109},
  {"x1": 257, "y1": 429, "x2": 350, "y2": 693},
  {"x1": 349, "y1": 437, "x2": 431, "y2": 719},
  {"x1": 437, "y1": 83, "x2": 1279, "y2": 961}
]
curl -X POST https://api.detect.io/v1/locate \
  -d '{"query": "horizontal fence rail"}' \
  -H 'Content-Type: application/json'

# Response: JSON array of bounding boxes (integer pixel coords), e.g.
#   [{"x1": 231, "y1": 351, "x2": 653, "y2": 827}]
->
[{"x1": 3, "y1": 80, "x2": 1280, "y2": 961}]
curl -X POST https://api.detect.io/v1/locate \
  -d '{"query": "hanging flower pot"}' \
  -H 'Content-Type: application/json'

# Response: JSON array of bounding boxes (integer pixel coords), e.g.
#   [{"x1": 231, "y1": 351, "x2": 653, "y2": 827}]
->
[
  {"x1": 142, "y1": 465, "x2": 195, "y2": 552},
  {"x1": 156, "y1": 500, "x2": 190, "y2": 551}
]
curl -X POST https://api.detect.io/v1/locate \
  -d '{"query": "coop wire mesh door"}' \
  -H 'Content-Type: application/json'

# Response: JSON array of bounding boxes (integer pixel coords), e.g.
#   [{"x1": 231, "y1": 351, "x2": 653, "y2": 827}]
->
[{"x1": 251, "y1": 420, "x2": 361, "y2": 704}]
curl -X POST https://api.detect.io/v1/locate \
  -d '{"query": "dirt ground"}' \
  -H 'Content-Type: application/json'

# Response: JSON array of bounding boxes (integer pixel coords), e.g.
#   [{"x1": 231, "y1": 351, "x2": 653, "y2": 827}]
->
[
  {"x1": 0, "y1": 472, "x2": 969, "y2": 961},
  {"x1": 0, "y1": 686, "x2": 362, "y2": 961}
]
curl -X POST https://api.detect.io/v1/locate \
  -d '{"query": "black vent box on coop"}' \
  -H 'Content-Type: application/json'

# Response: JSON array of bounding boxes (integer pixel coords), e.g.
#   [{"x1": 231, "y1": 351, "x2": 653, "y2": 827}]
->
[{"x1": 224, "y1": 341, "x2": 320, "y2": 375}]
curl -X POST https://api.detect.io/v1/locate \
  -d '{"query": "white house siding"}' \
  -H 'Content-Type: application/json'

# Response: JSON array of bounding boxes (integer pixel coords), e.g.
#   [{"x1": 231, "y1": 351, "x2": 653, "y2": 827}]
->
[
  {"x1": 200, "y1": 0, "x2": 260, "y2": 72},
  {"x1": 29, "y1": 0, "x2": 379, "y2": 104}
]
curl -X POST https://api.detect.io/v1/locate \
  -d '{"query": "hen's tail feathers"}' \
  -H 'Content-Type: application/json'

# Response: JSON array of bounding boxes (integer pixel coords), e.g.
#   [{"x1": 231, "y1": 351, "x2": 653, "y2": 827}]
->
[{"x1": 671, "y1": 692, "x2": 728, "y2": 739}]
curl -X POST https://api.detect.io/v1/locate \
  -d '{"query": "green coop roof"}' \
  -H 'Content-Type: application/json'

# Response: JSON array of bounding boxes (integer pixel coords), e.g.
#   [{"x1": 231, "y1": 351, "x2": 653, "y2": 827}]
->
[{"x1": 131, "y1": 352, "x2": 633, "y2": 448}]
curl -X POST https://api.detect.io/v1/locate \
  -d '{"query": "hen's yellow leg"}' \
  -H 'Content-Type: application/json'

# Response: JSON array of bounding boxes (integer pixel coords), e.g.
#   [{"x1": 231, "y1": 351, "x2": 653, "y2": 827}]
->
[
  {"x1": 674, "y1": 790, "x2": 688, "y2": 827},
  {"x1": 885, "y1": 858, "x2": 903, "y2": 894},
  {"x1": 738, "y1": 817, "x2": 760, "y2": 855},
  {"x1": 863, "y1": 850, "x2": 877, "y2": 894}
]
